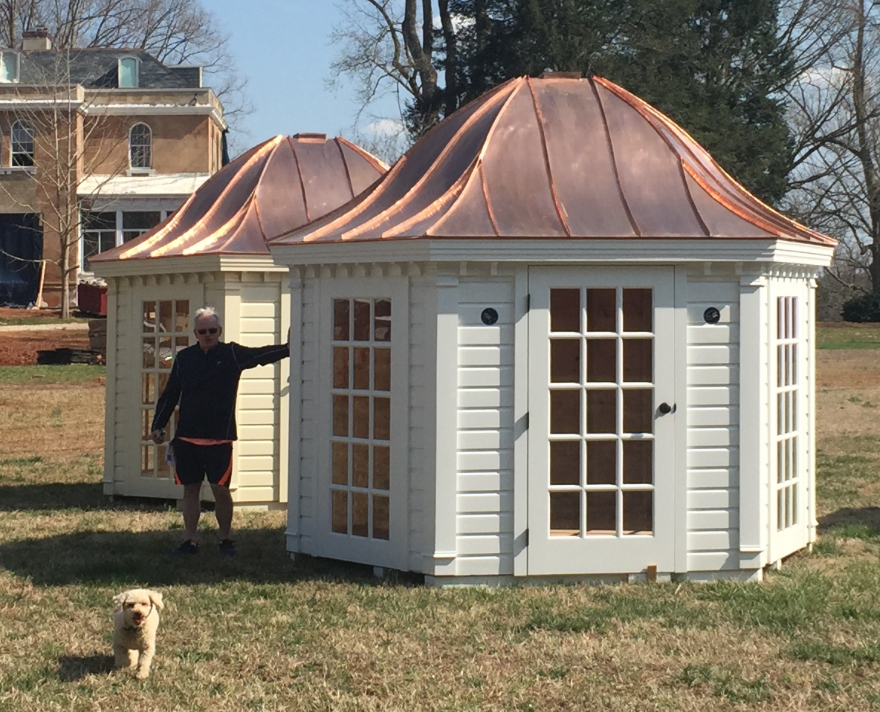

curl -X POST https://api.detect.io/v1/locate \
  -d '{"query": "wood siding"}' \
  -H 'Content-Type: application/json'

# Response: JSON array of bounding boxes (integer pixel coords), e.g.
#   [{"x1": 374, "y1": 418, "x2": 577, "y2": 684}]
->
[{"x1": 686, "y1": 278, "x2": 741, "y2": 572}]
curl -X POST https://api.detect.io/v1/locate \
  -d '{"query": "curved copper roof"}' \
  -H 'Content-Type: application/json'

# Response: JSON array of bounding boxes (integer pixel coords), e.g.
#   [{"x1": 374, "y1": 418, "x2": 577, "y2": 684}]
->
[
  {"x1": 272, "y1": 76, "x2": 834, "y2": 246},
  {"x1": 91, "y1": 134, "x2": 388, "y2": 262}
]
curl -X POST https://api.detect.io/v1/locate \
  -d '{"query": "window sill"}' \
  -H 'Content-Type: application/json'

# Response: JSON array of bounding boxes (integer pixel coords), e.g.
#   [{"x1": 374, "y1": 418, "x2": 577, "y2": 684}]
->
[
  {"x1": 127, "y1": 168, "x2": 155, "y2": 176},
  {"x1": 0, "y1": 165, "x2": 35, "y2": 175}
]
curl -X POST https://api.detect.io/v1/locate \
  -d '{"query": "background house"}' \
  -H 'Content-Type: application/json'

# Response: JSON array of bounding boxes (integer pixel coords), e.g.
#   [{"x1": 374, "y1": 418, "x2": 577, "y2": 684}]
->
[{"x1": 0, "y1": 28, "x2": 225, "y2": 310}]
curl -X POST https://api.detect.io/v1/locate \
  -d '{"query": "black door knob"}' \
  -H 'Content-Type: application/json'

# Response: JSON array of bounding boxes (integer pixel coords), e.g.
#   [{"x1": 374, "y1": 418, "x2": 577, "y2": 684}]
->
[{"x1": 658, "y1": 402, "x2": 673, "y2": 415}]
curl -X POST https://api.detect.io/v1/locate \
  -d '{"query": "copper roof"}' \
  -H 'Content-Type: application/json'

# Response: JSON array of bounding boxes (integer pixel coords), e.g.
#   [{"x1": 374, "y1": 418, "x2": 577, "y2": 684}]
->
[
  {"x1": 91, "y1": 134, "x2": 388, "y2": 262},
  {"x1": 272, "y1": 76, "x2": 834, "y2": 246}
]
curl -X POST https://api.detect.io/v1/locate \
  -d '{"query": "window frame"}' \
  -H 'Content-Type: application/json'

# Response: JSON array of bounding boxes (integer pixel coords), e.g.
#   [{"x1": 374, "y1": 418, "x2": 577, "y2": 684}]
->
[
  {"x1": 118, "y1": 56, "x2": 139, "y2": 88},
  {"x1": 128, "y1": 122, "x2": 152, "y2": 170},
  {"x1": 0, "y1": 50, "x2": 20, "y2": 83},
  {"x1": 11, "y1": 119, "x2": 35, "y2": 167}
]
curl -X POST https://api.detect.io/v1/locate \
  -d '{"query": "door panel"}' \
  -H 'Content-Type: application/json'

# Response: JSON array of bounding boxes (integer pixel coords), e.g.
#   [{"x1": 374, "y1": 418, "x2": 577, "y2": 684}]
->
[{"x1": 527, "y1": 267, "x2": 676, "y2": 575}]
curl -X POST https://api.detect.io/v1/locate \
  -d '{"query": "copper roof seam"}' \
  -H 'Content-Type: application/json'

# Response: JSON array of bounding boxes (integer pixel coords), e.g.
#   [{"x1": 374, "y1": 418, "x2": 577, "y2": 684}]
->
[
  {"x1": 118, "y1": 191, "x2": 196, "y2": 259},
  {"x1": 590, "y1": 78, "x2": 641, "y2": 237},
  {"x1": 151, "y1": 139, "x2": 277, "y2": 257},
  {"x1": 252, "y1": 193, "x2": 268, "y2": 241},
  {"x1": 336, "y1": 136, "x2": 390, "y2": 173},
  {"x1": 334, "y1": 137, "x2": 357, "y2": 199},
  {"x1": 526, "y1": 76, "x2": 571, "y2": 236},
  {"x1": 287, "y1": 135, "x2": 311, "y2": 223},
  {"x1": 430, "y1": 157, "x2": 489, "y2": 236},
  {"x1": 181, "y1": 195, "x2": 255, "y2": 255},
  {"x1": 596, "y1": 77, "x2": 833, "y2": 245},
  {"x1": 480, "y1": 162, "x2": 501, "y2": 236},
  {"x1": 677, "y1": 159, "x2": 711, "y2": 237}
]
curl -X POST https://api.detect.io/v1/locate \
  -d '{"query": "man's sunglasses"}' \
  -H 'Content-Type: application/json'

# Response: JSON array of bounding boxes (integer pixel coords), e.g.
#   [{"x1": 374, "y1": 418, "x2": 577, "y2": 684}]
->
[{"x1": 196, "y1": 328, "x2": 219, "y2": 335}]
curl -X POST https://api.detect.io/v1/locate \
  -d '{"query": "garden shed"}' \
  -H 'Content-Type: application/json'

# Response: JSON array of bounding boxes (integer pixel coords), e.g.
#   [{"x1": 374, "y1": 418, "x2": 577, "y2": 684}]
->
[
  {"x1": 91, "y1": 133, "x2": 387, "y2": 506},
  {"x1": 270, "y1": 75, "x2": 837, "y2": 585}
]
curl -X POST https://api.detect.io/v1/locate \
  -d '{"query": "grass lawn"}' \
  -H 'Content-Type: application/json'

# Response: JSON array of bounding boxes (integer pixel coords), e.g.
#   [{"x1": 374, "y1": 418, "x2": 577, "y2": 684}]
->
[
  {"x1": 2, "y1": 339, "x2": 880, "y2": 711},
  {"x1": 0, "y1": 316, "x2": 90, "y2": 327}
]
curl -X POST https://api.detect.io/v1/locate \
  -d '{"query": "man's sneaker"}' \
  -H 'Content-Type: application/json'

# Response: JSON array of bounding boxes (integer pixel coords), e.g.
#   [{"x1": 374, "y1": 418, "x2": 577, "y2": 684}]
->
[
  {"x1": 219, "y1": 539, "x2": 236, "y2": 557},
  {"x1": 171, "y1": 539, "x2": 199, "y2": 556}
]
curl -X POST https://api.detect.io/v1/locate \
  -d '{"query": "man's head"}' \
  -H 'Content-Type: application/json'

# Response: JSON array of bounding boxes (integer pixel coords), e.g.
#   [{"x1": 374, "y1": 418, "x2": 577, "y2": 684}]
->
[{"x1": 193, "y1": 307, "x2": 222, "y2": 352}]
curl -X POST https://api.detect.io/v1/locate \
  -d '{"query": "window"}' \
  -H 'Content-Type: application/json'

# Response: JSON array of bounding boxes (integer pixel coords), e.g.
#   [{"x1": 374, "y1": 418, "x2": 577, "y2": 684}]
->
[
  {"x1": 129, "y1": 123, "x2": 152, "y2": 169},
  {"x1": 81, "y1": 212, "x2": 116, "y2": 271},
  {"x1": 118, "y1": 56, "x2": 138, "y2": 88},
  {"x1": 775, "y1": 297, "x2": 800, "y2": 531},
  {"x1": 0, "y1": 50, "x2": 19, "y2": 83},
  {"x1": 330, "y1": 297, "x2": 392, "y2": 540},
  {"x1": 123, "y1": 211, "x2": 161, "y2": 241},
  {"x1": 11, "y1": 120, "x2": 34, "y2": 166}
]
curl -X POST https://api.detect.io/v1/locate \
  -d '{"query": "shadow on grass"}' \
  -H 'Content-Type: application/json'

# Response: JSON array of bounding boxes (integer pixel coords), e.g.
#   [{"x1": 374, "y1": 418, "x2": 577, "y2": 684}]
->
[
  {"x1": 817, "y1": 507, "x2": 880, "y2": 534},
  {"x1": 0, "y1": 528, "x2": 389, "y2": 587},
  {"x1": 57, "y1": 653, "x2": 114, "y2": 681},
  {"x1": 0, "y1": 482, "x2": 175, "y2": 513}
]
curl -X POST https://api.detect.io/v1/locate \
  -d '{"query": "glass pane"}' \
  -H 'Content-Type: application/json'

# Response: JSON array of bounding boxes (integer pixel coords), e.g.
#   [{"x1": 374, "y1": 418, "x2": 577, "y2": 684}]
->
[
  {"x1": 352, "y1": 492, "x2": 369, "y2": 537},
  {"x1": 142, "y1": 372, "x2": 154, "y2": 405},
  {"x1": 119, "y1": 57, "x2": 137, "y2": 87},
  {"x1": 334, "y1": 299, "x2": 350, "y2": 341},
  {"x1": 1, "y1": 52, "x2": 16, "y2": 82},
  {"x1": 586, "y1": 440, "x2": 616, "y2": 484},
  {"x1": 586, "y1": 289, "x2": 616, "y2": 332},
  {"x1": 157, "y1": 446, "x2": 170, "y2": 475},
  {"x1": 623, "y1": 289, "x2": 652, "y2": 332},
  {"x1": 777, "y1": 298, "x2": 784, "y2": 340},
  {"x1": 176, "y1": 301, "x2": 189, "y2": 331},
  {"x1": 623, "y1": 339, "x2": 652, "y2": 382},
  {"x1": 550, "y1": 441, "x2": 580, "y2": 485},
  {"x1": 143, "y1": 301, "x2": 157, "y2": 332},
  {"x1": 623, "y1": 440, "x2": 653, "y2": 484},
  {"x1": 158, "y1": 372, "x2": 169, "y2": 393},
  {"x1": 373, "y1": 445, "x2": 390, "y2": 490},
  {"x1": 142, "y1": 338, "x2": 155, "y2": 368},
  {"x1": 174, "y1": 336, "x2": 188, "y2": 355},
  {"x1": 587, "y1": 339, "x2": 615, "y2": 382},
  {"x1": 550, "y1": 390, "x2": 580, "y2": 434},
  {"x1": 159, "y1": 301, "x2": 173, "y2": 332},
  {"x1": 352, "y1": 396, "x2": 370, "y2": 439},
  {"x1": 332, "y1": 490, "x2": 348, "y2": 533},
  {"x1": 333, "y1": 347, "x2": 350, "y2": 389},
  {"x1": 550, "y1": 492, "x2": 579, "y2": 535},
  {"x1": 141, "y1": 445, "x2": 153, "y2": 474},
  {"x1": 550, "y1": 339, "x2": 580, "y2": 383},
  {"x1": 333, "y1": 395, "x2": 349, "y2": 437},
  {"x1": 373, "y1": 495, "x2": 390, "y2": 539},
  {"x1": 550, "y1": 289, "x2": 580, "y2": 332},
  {"x1": 375, "y1": 299, "x2": 391, "y2": 341},
  {"x1": 332, "y1": 441, "x2": 348, "y2": 485},
  {"x1": 123, "y1": 211, "x2": 161, "y2": 230},
  {"x1": 141, "y1": 409, "x2": 152, "y2": 438},
  {"x1": 586, "y1": 491, "x2": 616, "y2": 534},
  {"x1": 373, "y1": 397, "x2": 391, "y2": 440},
  {"x1": 623, "y1": 389, "x2": 653, "y2": 434},
  {"x1": 353, "y1": 347, "x2": 370, "y2": 390},
  {"x1": 374, "y1": 348, "x2": 391, "y2": 391},
  {"x1": 158, "y1": 337, "x2": 173, "y2": 369},
  {"x1": 352, "y1": 443, "x2": 369, "y2": 487},
  {"x1": 623, "y1": 492, "x2": 653, "y2": 534},
  {"x1": 353, "y1": 299, "x2": 371, "y2": 341},
  {"x1": 586, "y1": 389, "x2": 616, "y2": 434}
]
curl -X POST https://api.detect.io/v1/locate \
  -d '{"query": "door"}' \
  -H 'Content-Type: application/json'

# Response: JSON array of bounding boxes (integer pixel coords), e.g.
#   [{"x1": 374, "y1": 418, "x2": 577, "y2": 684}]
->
[{"x1": 527, "y1": 267, "x2": 676, "y2": 575}]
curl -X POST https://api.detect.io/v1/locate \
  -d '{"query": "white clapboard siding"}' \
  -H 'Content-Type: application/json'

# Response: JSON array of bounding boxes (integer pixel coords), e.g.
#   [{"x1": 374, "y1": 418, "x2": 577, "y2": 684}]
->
[
  {"x1": 457, "y1": 512, "x2": 514, "y2": 535},
  {"x1": 686, "y1": 282, "x2": 740, "y2": 573},
  {"x1": 237, "y1": 440, "x2": 276, "y2": 456}
]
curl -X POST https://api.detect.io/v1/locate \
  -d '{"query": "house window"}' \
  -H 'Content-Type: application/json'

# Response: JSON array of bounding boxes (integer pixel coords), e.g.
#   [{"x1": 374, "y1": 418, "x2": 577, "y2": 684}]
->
[
  {"x1": 118, "y1": 57, "x2": 138, "y2": 88},
  {"x1": 129, "y1": 123, "x2": 152, "y2": 169},
  {"x1": 330, "y1": 297, "x2": 392, "y2": 540},
  {"x1": 775, "y1": 297, "x2": 800, "y2": 531},
  {"x1": 11, "y1": 120, "x2": 34, "y2": 166},
  {"x1": 81, "y1": 212, "x2": 116, "y2": 271},
  {"x1": 123, "y1": 211, "x2": 161, "y2": 241},
  {"x1": 141, "y1": 299, "x2": 189, "y2": 478},
  {"x1": 0, "y1": 50, "x2": 19, "y2": 83}
]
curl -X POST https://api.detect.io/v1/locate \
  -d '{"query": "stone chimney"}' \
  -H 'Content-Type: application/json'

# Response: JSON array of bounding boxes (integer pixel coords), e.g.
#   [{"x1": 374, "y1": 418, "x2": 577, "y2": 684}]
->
[{"x1": 22, "y1": 27, "x2": 52, "y2": 51}]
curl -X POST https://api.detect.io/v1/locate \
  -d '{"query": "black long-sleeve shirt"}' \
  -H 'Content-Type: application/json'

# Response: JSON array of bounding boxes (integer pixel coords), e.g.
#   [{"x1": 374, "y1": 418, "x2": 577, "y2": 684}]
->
[{"x1": 151, "y1": 341, "x2": 289, "y2": 441}]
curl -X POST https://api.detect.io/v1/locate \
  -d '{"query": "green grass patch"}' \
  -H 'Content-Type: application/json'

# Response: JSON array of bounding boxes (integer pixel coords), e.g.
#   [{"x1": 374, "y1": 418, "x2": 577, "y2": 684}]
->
[
  {"x1": 818, "y1": 323, "x2": 880, "y2": 349},
  {"x1": 0, "y1": 365, "x2": 104, "y2": 384},
  {"x1": 789, "y1": 639, "x2": 880, "y2": 665}
]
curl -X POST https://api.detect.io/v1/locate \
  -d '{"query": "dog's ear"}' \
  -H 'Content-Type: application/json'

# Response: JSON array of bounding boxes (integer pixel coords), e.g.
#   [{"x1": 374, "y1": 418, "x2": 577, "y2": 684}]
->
[
  {"x1": 147, "y1": 590, "x2": 164, "y2": 610},
  {"x1": 113, "y1": 592, "x2": 127, "y2": 610}
]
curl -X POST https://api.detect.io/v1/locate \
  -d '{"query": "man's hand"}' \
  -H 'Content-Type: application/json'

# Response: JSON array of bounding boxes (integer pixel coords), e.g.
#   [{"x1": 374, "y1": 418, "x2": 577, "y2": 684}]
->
[{"x1": 150, "y1": 429, "x2": 166, "y2": 444}]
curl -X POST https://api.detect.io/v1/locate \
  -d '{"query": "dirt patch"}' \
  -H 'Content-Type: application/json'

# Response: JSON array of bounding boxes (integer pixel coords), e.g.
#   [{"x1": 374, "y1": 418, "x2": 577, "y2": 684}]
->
[{"x1": 0, "y1": 307, "x2": 92, "y2": 366}]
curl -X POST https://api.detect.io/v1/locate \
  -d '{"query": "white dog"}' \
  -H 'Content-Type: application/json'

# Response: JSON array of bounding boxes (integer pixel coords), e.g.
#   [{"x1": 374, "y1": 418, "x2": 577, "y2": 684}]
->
[{"x1": 113, "y1": 588, "x2": 164, "y2": 679}]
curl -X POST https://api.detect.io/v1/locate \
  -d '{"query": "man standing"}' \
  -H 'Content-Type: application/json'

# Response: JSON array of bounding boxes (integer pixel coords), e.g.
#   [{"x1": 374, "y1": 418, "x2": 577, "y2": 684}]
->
[{"x1": 150, "y1": 307, "x2": 289, "y2": 556}]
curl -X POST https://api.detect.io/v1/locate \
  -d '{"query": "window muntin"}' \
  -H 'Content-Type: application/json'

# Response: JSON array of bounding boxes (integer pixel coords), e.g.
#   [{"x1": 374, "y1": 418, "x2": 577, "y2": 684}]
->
[
  {"x1": 330, "y1": 297, "x2": 392, "y2": 540},
  {"x1": 80, "y1": 211, "x2": 115, "y2": 271},
  {"x1": 129, "y1": 123, "x2": 152, "y2": 169},
  {"x1": 775, "y1": 296, "x2": 800, "y2": 531},
  {"x1": 11, "y1": 120, "x2": 34, "y2": 166},
  {"x1": 123, "y1": 211, "x2": 161, "y2": 241},
  {"x1": 0, "y1": 51, "x2": 19, "y2": 83},
  {"x1": 119, "y1": 57, "x2": 138, "y2": 88},
  {"x1": 141, "y1": 300, "x2": 189, "y2": 478}
]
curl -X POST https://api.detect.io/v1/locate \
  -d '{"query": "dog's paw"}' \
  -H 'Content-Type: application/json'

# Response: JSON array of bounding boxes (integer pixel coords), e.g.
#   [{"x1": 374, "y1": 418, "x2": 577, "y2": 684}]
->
[{"x1": 135, "y1": 670, "x2": 150, "y2": 680}]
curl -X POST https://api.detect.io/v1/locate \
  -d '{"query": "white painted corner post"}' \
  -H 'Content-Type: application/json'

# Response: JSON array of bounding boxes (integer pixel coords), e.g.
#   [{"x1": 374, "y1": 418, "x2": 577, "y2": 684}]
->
[
  {"x1": 430, "y1": 274, "x2": 460, "y2": 575},
  {"x1": 806, "y1": 276, "x2": 818, "y2": 546},
  {"x1": 102, "y1": 277, "x2": 119, "y2": 496},
  {"x1": 278, "y1": 274, "x2": 291, "y2": 505},
  {"x1": 513, "y1": 269, "x2": 529, "y2": 577},
  {"x1": 738, "y1": 273, "x2": 768, "y2": 570},
  {"x1": 285, "y1": 271, "x2": 303, "y2": 553}
]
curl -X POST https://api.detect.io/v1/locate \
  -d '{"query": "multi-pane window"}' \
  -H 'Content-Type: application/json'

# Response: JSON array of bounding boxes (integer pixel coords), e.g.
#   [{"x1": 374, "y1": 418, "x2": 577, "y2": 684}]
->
[
  {"x1": 330, "y1": 298, "x2": 392, "y2": 540},
  {"x1": 141, "y1": 300, "x2": 189, "y2": 478},
  {"x1": 81, "y1": 212, "x2": 116, "y2": 271},
  {"x1": 11, "y1": 120, "x2": 34, "y2": 166},
  {"x1": 775, "y1": 297, "x2": 799, "y2": 531},
  {"x1": 129, "y1": 123, "x2": 151, "y2": 169},
  {"x1": 547, "y1": 287, "x2": 655, "y2": 537},
  {"x1": 123, "y1": 211, "x2": 161, "y2": 241}
]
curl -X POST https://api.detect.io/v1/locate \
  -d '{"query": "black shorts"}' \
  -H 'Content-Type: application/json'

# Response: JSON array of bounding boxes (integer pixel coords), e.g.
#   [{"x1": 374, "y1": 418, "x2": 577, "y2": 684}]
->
[{"x1": 171, "y1": 439, "x2": 233, "y2": 487}]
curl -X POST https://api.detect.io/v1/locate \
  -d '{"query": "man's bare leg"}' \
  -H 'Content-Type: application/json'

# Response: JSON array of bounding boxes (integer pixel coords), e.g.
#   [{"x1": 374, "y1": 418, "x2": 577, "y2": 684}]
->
[
  {"x1": 210, "y1": 483, "x2": 233, "y2": 540},
  {"x1": 182, "y1": 483, "x2": 202, "y2": 540}
]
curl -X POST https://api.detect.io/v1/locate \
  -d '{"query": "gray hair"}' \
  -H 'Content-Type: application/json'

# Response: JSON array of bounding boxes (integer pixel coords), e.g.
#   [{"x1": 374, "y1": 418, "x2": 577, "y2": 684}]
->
[{"x1": 194, "y1": 307, "x2": 222, "y2": 327}]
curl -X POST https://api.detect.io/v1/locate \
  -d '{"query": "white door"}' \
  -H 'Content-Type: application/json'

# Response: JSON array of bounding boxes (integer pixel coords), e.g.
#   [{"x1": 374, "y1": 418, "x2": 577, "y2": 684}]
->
[{"x1": 527, "y1": 267, "x2": 676, "y2": 575}]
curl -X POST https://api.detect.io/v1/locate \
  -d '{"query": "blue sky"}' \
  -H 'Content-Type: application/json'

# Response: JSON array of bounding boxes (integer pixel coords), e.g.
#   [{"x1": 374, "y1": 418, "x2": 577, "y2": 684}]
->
[{"x1": 211, "y1": 0, "x2": 402, "y2": 152}]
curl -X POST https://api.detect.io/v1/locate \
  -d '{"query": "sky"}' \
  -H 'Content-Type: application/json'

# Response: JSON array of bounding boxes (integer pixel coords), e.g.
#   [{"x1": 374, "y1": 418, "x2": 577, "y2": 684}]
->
[{"x1": 210, "y1": 0, "x2": 403, "y2": 154}]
